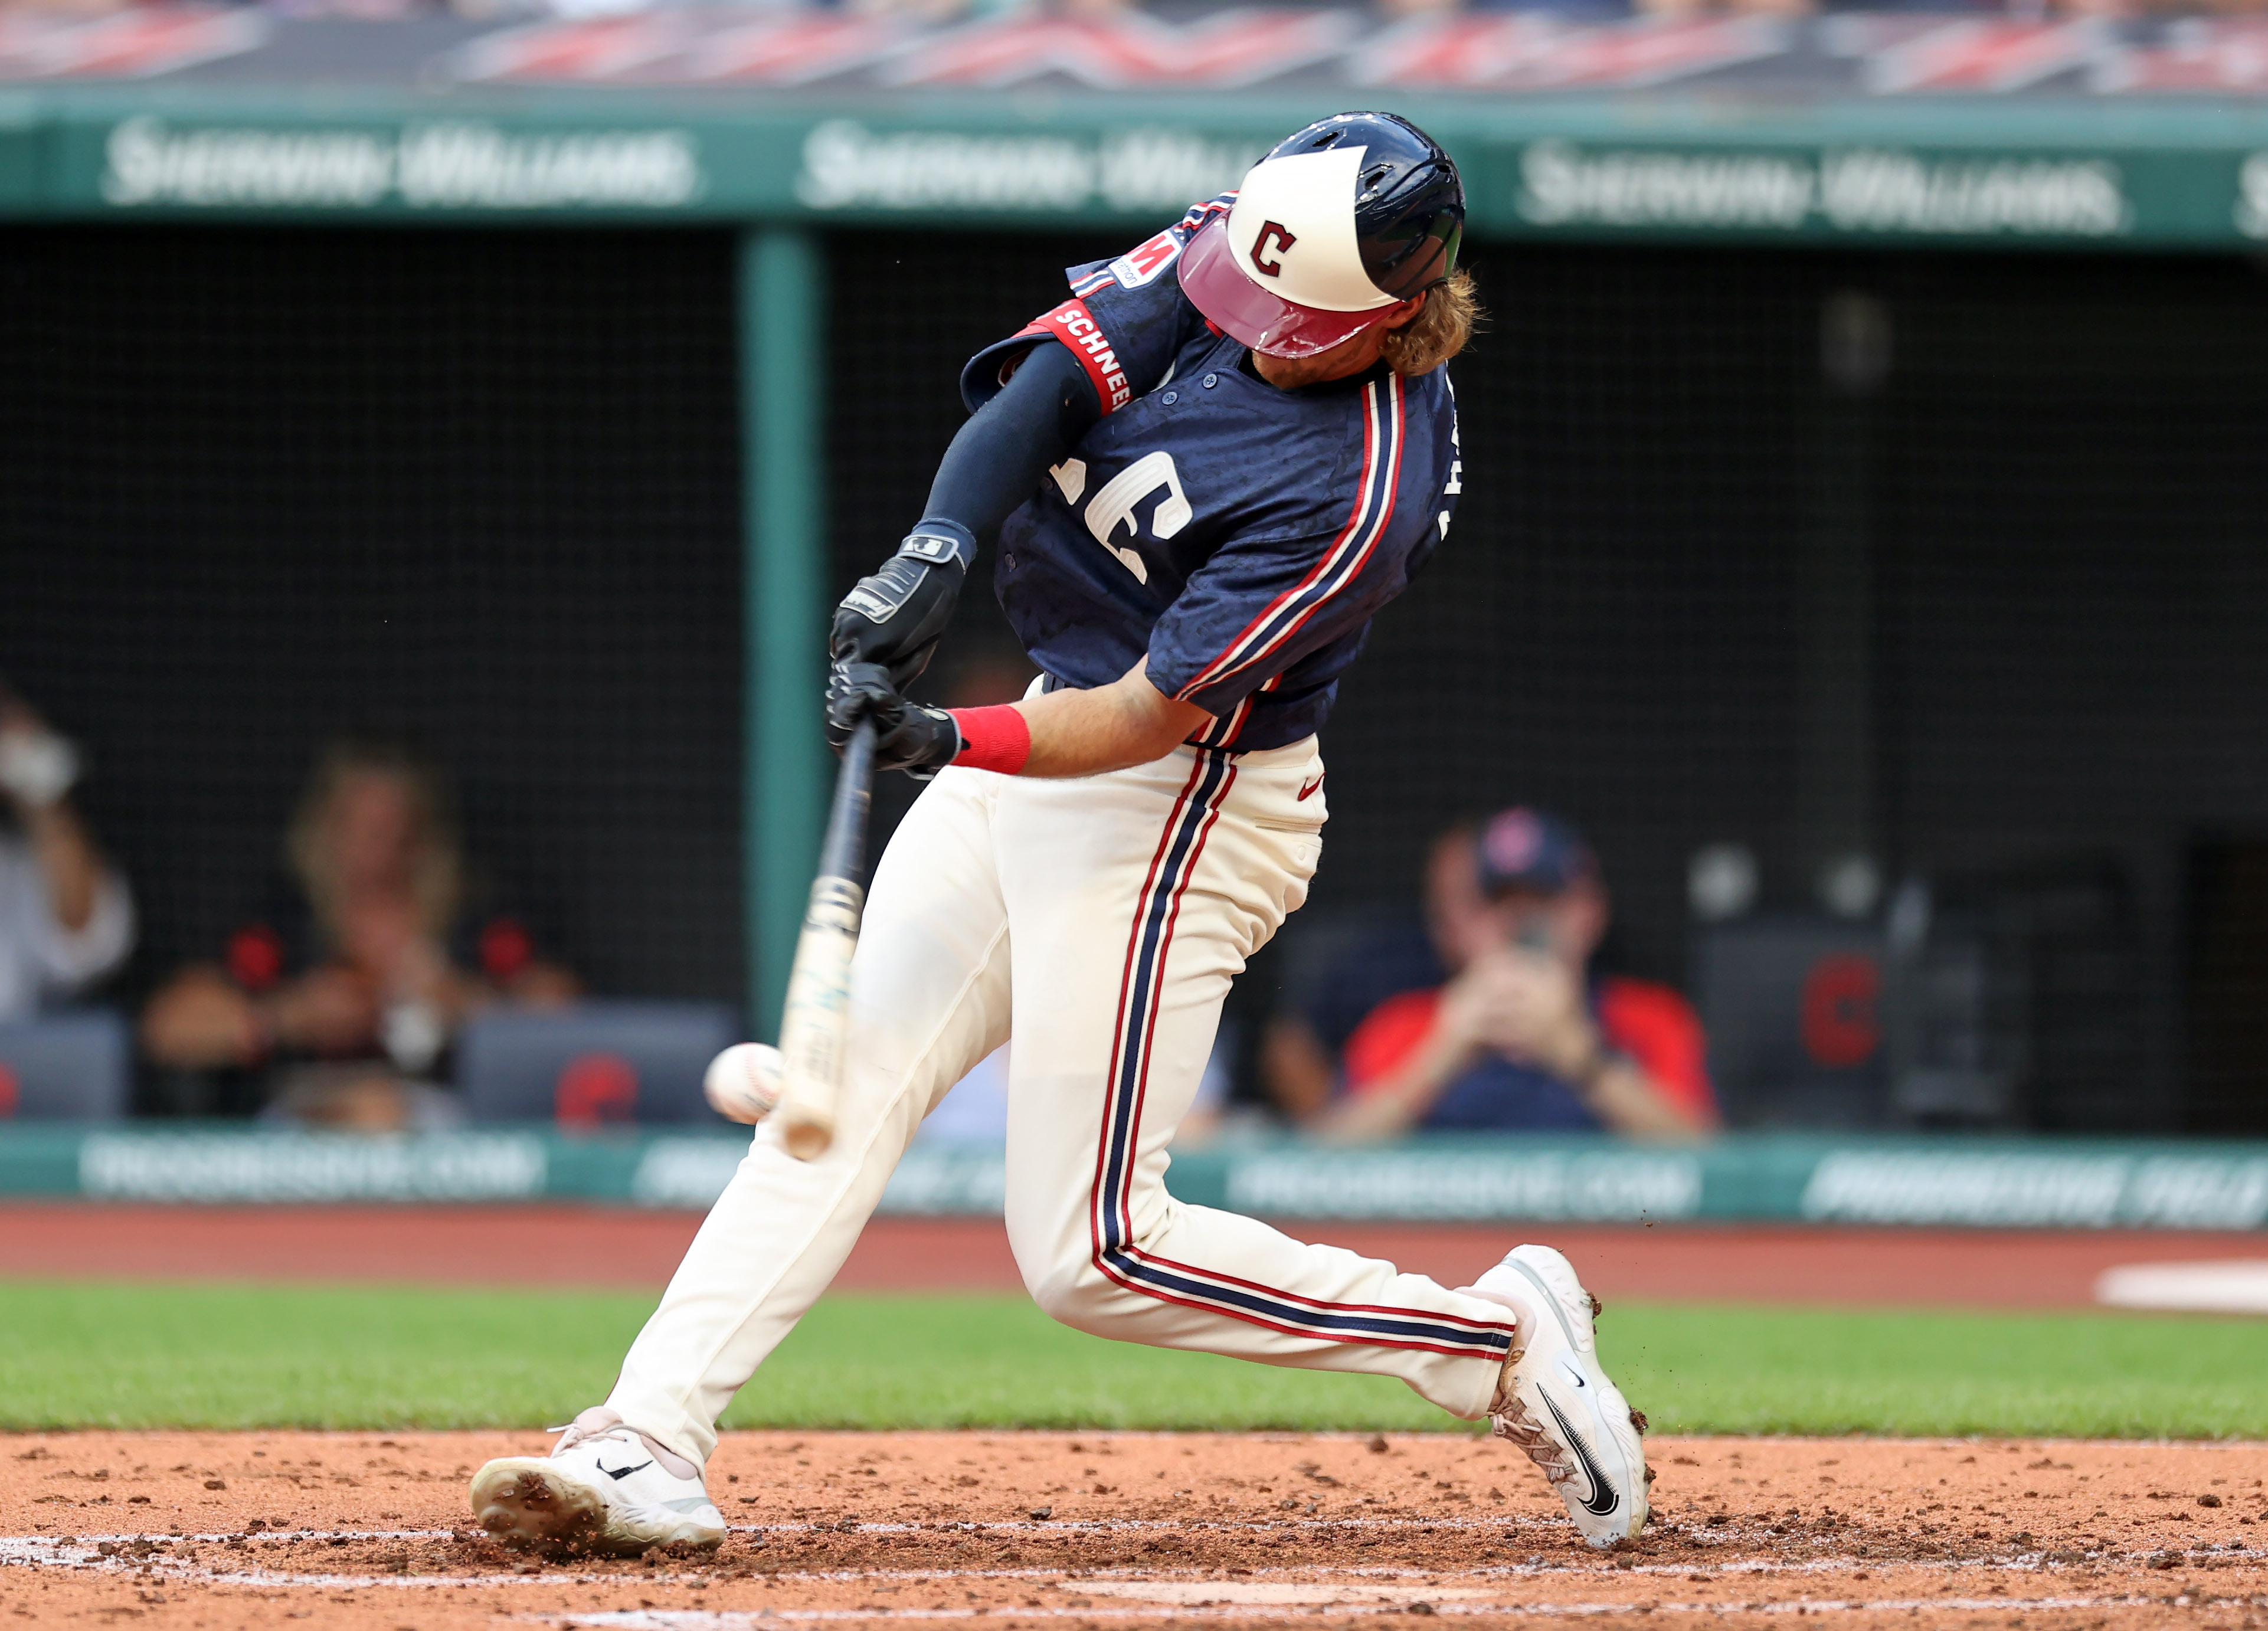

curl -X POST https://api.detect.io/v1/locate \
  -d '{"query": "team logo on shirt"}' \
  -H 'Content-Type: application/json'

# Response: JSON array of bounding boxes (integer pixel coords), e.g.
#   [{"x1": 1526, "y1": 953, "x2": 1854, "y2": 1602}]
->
[{"x1": 1106, "y1": 227, "x2": 1186, "y2": 290}]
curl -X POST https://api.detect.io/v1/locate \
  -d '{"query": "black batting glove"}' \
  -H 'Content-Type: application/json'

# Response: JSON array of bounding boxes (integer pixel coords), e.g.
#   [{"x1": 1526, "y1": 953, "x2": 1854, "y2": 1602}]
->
[
  {"x1": 831, "y1": 522, "x2": 976, "y2": 692},
  {"x1": 824, "y1": 660, "x2": 963, "y2": 777},
  {"x1": 823, "y1": 660, "x2": 892, "y2": 756}
]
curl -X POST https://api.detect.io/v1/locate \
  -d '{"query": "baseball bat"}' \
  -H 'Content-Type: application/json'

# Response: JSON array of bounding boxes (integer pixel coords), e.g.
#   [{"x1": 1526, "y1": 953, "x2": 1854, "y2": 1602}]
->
[{"x1": 773, "y1": 716, "x2": 876, "y2": 1161}]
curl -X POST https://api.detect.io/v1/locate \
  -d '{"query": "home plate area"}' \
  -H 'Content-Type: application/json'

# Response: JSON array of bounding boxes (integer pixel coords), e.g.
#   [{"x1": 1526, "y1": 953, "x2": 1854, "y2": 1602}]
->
[{"x1": 4, "y1": 1433, "x2": 2264, "y2": 1629}]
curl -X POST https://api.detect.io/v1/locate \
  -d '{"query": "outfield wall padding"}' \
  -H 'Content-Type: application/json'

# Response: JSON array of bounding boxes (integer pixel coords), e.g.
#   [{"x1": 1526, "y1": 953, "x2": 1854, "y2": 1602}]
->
[{"x1": 0, "y1": 1126, "x2": 2261, "y2": 1231}]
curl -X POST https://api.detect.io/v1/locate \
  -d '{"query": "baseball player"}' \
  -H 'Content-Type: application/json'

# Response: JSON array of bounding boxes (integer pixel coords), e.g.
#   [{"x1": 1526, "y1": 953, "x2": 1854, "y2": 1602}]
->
[{"x1": 472, "y1": 111, "x2": 1649, "y2": 1557}]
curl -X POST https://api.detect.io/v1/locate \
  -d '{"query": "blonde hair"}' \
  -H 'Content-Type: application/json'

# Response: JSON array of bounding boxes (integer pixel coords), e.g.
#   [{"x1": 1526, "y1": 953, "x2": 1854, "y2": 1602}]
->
[
  {"x1": 1380, "y1": 268, "x2": 1482, "y2": 378},
  {"x1": 287, "y1": 736, "x2": 462, "y2": 947}
]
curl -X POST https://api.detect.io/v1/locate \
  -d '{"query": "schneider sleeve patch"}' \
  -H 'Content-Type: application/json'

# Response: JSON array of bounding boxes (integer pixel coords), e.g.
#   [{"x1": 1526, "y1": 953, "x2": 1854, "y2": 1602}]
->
[{"x1": 1017, "y1": 297, "x2": 1134, "y2": 414}]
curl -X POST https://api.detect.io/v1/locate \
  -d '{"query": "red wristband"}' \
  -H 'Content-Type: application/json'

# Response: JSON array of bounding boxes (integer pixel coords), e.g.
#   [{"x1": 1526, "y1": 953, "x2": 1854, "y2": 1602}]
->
[{"x1": 947, "y1": 705, "x2": 1032, "y2": 776}]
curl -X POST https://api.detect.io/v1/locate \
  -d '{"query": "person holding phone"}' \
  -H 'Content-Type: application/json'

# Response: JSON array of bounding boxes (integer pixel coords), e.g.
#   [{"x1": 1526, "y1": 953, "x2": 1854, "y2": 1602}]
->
[{"x1": 1316, "y1": 807, "x2": 1718, "y2": 1141}]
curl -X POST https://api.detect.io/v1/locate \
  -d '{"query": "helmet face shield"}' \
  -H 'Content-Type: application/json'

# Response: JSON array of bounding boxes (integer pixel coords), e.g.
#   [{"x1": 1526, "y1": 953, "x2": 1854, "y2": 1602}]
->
[{"x1": 1177, "y1": 218, "x2": 1401, "y2": 360}]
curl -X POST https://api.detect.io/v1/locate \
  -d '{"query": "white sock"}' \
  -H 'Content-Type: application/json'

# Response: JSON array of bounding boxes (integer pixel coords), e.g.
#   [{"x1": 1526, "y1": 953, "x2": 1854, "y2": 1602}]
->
[{"x1": 1462, "y1": 1255, "x2": 1544, "y2": 1347}]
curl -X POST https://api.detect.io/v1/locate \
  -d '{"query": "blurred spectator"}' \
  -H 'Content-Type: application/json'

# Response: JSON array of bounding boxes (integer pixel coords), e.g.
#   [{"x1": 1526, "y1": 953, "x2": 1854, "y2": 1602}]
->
[
  {"x1": 140, "y1": 735, "x2": 577, "y2": 1128},
  {"x1": 844, "y1": 0, "x2": 1135, "y2": 23},
  {"x1": 0, "y1": 0, "x2": 137, "y2": 17},
  {"x1": 0, "y1": 680, "x2": 135, "y2": 1024},
  {"x1": 1272, "y1": 808, "x2": 1717, "y2": 1140},
  {"x1": 1635, "y1": 0, "x2": 1814, "y2": 17}
]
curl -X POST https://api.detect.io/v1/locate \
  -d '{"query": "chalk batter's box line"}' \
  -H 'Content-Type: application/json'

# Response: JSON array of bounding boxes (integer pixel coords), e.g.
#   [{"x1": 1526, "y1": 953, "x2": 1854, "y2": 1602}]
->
[
  {"x1": 11, "y1": 1514, "x2": 2259, "y2": 1556},
  {"x1": 524, "y1": 1596, "x2": 2174, "y2": 1627}
]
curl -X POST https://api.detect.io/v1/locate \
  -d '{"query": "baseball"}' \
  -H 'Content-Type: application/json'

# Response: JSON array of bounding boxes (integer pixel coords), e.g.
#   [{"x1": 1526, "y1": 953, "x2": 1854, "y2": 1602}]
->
[{"x1": 703, "y1": 1042, "x2": 784, "y2": 1124}]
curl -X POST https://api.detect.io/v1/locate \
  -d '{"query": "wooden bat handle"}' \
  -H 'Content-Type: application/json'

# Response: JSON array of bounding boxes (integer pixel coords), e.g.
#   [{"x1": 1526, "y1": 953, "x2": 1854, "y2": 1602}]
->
[
  {"x1": 816, "y1": 716, "x2": 878, "y2": 888},
  {"x1": 774, "y1": 718, "x2": 876, "y2": 1161}
]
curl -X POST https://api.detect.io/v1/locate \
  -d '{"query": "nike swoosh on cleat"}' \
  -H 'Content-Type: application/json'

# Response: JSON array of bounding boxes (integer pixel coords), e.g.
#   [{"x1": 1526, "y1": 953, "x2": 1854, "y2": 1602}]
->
[
  {"x1": 595, "y1": 1460, "x2": 653, "y2": 1482},
  {"x1": 1541, "y1": 1391, "x2": 1621, "y2": 1519},
  {"x1": 1297, "y1": 774, "x2": 1324, "y2": 801}
]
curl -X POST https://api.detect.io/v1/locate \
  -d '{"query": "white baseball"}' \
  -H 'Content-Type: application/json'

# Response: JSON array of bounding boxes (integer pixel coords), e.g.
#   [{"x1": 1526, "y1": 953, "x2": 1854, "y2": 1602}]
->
[{"x1": 703, "y1": 1042, "x2": 785, "y2": 1125}]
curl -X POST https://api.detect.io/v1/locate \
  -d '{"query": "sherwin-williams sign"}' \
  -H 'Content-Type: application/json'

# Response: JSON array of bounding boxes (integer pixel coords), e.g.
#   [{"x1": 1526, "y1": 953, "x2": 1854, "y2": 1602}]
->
[
  {"x1": 0, "y1": 93, "x2": 2258, "y2": 247},
  {"x1": 791, "y1": 121, "x2": 1262, "y2": 217},
  {"x1": 1512, "y1": 140, "x2": 2132, "y2": 239},
  {"x1": 99, "y1": 117, "x2": 705, "y2": 211}
]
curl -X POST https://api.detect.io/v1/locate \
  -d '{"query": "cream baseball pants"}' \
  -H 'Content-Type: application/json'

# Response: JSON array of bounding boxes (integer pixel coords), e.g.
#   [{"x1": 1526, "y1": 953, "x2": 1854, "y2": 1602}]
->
[{"x1": 607, "y1": 739, "x2": 1516, "y2": 1468}]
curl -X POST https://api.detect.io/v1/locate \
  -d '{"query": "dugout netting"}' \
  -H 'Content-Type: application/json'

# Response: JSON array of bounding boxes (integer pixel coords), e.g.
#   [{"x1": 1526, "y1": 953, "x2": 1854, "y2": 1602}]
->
[
  {"x1": 0, "y1": 226, "x2": 748, "y2": 1021},
  {"x1": 7, "y1": 224, "x2": 2268, "y2": 1129}
]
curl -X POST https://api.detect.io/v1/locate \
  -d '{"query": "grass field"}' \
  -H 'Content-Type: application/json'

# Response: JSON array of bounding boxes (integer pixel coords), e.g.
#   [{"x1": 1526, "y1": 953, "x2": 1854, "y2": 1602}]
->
[{"x1": 5, "y1": 1279, "x2": 2264, "y2": 1439}]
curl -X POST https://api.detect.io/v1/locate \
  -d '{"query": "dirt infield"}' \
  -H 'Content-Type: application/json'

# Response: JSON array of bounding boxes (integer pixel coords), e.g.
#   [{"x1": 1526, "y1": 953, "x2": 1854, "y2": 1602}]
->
[
  {"x1": 4, "y1": 1430, "x2": 2262, "y2": 1629},
  {"x1": 6, "y1": 1204, "x2": 2266, "y2": 1308}
]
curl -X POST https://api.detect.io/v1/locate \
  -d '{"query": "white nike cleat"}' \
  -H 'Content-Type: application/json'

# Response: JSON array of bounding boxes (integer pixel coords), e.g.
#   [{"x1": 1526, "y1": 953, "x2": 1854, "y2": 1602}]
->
[
  {"x1": 469, "y1": 1408, "x2": 724, "y2": 1557},
  {"x1": 1468, "y1": 1243, "x2": 1651, "y2": 1550}
]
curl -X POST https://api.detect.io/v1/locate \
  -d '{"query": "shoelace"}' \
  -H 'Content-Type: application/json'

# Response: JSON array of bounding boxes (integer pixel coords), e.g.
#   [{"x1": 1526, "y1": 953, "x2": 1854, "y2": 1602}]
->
[
  {"x1": 549, "y1": 1422, "x2": 630, "y2": 1455},
  {"x1": 1485, "y1": 1314, "x2": 1652, "y2": 1499},
  {"x1": 1485, "y1": 1344, "x2": 1578, "y2": 1488},
  {"x1": 1492, "y1": 1399, "x2": 1579, "y2": 1489},
  {"x1": 1493, "y1": 1395, "x2": 1658, "y2": 1495}
]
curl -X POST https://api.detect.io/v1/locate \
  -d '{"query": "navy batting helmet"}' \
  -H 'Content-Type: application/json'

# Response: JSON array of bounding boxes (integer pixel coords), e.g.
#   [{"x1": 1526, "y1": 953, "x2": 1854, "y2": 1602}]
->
[{"x1": 1177, "y1": 111, "x2": 1465, "y2": 359}]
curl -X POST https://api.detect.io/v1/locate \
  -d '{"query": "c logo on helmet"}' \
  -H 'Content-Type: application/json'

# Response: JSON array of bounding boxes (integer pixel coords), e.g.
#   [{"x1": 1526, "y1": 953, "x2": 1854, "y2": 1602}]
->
[{"x1": 1250, "y1": 221, "x2": 1297, "y2": 278}]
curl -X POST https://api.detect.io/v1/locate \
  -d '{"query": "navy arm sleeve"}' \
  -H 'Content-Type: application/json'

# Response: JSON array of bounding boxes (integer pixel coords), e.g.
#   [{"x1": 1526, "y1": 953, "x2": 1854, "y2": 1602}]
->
[{"x1": 921, "y1": 339, "x2": 1101, "y2": 543}]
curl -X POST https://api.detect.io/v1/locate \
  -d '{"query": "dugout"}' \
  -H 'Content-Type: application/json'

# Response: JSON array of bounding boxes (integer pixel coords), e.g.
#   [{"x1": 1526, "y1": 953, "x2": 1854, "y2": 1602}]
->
[{"x1": 5, "y1": 84, "x2": 2267, "y2": 1132}]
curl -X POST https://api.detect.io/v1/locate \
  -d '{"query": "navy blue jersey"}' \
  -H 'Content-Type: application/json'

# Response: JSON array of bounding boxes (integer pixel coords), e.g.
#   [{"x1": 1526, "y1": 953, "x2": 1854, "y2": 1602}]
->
[{"x1": 960, "y1": 198, "x2": 1463, "y2": 752}]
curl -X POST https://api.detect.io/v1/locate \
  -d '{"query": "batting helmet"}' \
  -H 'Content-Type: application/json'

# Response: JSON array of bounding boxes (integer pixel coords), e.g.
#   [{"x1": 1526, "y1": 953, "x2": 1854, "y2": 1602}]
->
[{"x1": 1177, "y1": 111, "x2": 1465, "y2": 359}]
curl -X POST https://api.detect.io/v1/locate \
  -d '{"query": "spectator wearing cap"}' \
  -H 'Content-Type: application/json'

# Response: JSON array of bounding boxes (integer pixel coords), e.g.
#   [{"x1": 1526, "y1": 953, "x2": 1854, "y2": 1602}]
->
[
  {"x1": 1308, "y1": 808, "x2": 1717, "y2": 1141},
  {"x1": 0, "y1": 680, "x2": 135, "y2": 1026}
]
